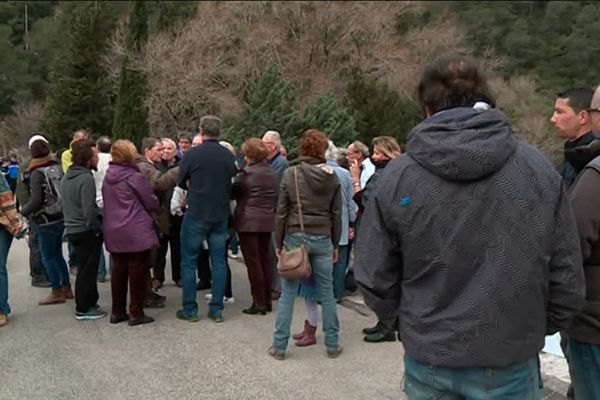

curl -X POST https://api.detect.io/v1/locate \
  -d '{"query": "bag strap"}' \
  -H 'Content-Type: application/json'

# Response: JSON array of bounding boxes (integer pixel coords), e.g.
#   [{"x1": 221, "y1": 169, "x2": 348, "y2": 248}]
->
[{"x1": 293, "y1": 166, "x2": 305, "y2": 234}]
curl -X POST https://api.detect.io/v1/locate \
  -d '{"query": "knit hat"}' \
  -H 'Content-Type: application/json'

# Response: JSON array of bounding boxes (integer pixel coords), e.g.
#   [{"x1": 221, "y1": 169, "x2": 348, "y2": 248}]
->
[
  {"x1": 30, "y1": 140, "x2": 50, "y2": 158},
  {"x1": 28, "y1": 134, "x2": 49, "y2": 148}
]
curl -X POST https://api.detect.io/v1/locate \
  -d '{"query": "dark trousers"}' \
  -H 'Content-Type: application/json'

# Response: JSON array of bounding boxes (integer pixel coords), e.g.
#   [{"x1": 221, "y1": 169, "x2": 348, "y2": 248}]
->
[
  {"x1": 27, "y1": 225, "x2": 48, "y2": 281},
  {"x1": 197, "y1": 244, "x2": 233, "y2": 298},
  {"x1": 68, "y1": 231, "x2": 101, "y2": 313},
  {"x1": 197, "y1": 248, "x2": 212, "y2": 284},
  {"x1": 154, "y1": 216, "x2": 183, "y2": 282},
  {"x1": 112, "y1": 251, "x2": 149, "y2": 319},
  {"x1": 239, "y1": 232, "x2": 272, "y2": 307}
]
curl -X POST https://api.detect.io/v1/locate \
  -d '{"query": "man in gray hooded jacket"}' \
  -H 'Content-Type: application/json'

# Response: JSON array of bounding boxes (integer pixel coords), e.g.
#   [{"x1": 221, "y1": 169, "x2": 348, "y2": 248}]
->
[{"x1": 355, "y1": 54, "x2": 585, "y2": 399}]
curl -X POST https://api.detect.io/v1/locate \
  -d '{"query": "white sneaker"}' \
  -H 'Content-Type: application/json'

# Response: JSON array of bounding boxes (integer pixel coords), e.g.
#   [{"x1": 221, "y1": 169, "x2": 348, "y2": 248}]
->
[
  {"x1": 228, "y1": 250, "x2": 241, "y2": 260},
  {"x1": 204, "y1": 293, "x2": 235, "y2": 304}
]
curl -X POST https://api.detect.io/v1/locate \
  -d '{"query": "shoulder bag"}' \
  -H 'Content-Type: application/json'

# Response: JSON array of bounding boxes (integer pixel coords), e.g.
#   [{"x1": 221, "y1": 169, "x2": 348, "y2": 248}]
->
[{"x1": 277, "y1": 166, "x2": 312, "y2": 280}]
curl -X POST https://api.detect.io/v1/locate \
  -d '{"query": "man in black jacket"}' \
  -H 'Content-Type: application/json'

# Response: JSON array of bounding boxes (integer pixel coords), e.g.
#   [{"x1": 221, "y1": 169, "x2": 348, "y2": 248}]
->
[
  {"x1": 355, "y1": 54, "x2": 585, "y2": 399},
  {"x1": 60, "y1": 139, "x2": 105, "y2": 320},
  {"x1": 566, "y1": 85, "x2": 600, "y2": 400},
  {"x1": 552, "y1": 87, "x2": 595, "y2": 189}
]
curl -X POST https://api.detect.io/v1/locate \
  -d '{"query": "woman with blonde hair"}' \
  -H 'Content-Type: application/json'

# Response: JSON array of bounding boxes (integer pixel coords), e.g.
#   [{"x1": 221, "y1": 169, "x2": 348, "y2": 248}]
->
[{"x1": 102, "y1": 140, "x2": 160, "y2": 326}]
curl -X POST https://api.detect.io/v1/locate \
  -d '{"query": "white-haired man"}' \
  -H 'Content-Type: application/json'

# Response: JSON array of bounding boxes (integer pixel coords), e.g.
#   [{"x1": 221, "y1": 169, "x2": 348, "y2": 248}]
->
[{"x1": 262, "y1": 130, "x2": 289, "y2": 300}]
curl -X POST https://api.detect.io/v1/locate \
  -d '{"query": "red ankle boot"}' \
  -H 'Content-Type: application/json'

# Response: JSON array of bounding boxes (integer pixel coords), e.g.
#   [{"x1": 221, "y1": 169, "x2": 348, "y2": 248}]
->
[{"x1": 295, "y1": 321, "x2": 317, "y2": 346}]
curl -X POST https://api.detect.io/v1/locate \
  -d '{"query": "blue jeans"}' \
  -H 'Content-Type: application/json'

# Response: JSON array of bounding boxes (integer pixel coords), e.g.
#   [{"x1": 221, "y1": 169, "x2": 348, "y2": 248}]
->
[
  {"x1": 180, "y1": 214, "x2": 228, "y2": 317},
  {"x1": 37, "y1": 221, "x2": 70, "y2": 289},
  {"x1": 404, "y1": 355, "x2": 543, "y2": 400},
  {"x1": 0, "y1": 228, "x2": 13, "y2": 315},
  {"x1": 272, "y1": 233, "x2": 340, "y2": 353},
  {"x1": 332, "y1": 245, "x2": 349, "y2": 301},
  {"x1": 569, "y1": 338, "x2": 600, "y2": 400},
  {"x1": 97, "y1": 243, "x2": 113, "y2": 279}
]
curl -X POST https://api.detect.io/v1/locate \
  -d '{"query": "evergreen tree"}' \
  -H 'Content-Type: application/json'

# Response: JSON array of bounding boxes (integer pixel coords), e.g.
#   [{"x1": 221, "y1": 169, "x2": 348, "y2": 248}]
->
[
  {"x1": 344, "y1": 72, "x2": 422, "y2": 146},
  {"x1": 223, "y1": 64, "x2": 299, "y2": 146},
  {"x1": 296, "y1": 94, "x2": 358, "y2": 150},
  {"x1": 112, "y1": 1, "x2": 149, "y2": 148},
  {"x1": 40, "y1": 2, "x2": 113, "y2": 149}
]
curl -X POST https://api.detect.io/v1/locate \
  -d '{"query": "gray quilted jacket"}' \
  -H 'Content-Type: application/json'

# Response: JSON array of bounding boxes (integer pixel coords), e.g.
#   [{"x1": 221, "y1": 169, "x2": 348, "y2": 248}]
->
[{"x1": 355, "y1": 107, "x2": 585, "y2": 368}]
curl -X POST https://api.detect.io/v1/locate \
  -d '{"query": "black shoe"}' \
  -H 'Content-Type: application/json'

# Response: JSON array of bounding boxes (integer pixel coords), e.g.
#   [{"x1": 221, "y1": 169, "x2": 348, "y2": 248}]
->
[
  {"x1": 242, "y1": 305, "x2": 266, "y2": 315},
  {"x1": 31, "y1": 278, "x2": 52, "y2": 288},
  {"x1": 196, "y1": 280, "x2": 211, "y2": 291},
  {"x1": 362, "y1": 321, "x2": 385, "y2": 335},
  {"x1": 149, "y1": 291, "x2": 166, "y2": 301},
  {"x1": 109, "y1": 314, "x2": 129, "y2": 324},
  {"x1": 364, "y1": 328, "x2": 397, "y2": 343},
  {"x1": 144, "y1": 299, "x2": 165, "y2": 308},
  {"x1": 128, "y1": 315, "x2": 154, "y2": 326},
  {"x1": 266, "y1": 304, "x2": 273, "y2": 312}
]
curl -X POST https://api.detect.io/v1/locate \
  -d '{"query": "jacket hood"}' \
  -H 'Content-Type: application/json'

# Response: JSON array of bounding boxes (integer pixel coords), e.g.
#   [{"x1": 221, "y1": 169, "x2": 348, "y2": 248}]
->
[
  {"x1": 299, "y1": 156, "x2": 337, "y2": 195},
  {"x1": 407, "y1": 108, "x2": 517, "y2": 182},
  {"x1": 64, "y1": 166, "x2": 91, "y2": 180},
  {"x1": 104, "y1": 162, "x2": 140, "y2": 185}
]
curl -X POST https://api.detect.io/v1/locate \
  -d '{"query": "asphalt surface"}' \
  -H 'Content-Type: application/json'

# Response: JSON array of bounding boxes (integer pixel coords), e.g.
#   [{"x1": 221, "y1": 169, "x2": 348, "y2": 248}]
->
[{"x1": 0, "y1": 239, "x2": 569, "y2": 399}]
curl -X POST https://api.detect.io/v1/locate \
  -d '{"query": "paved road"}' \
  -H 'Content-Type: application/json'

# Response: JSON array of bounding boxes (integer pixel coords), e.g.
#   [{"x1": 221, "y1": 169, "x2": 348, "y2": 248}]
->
[
  {"x1": 1, "y1": 239, "x2": 405, "y2": 400},
  {"x1": 0, "y1": 239, "x2": 570, "y2": 399}
]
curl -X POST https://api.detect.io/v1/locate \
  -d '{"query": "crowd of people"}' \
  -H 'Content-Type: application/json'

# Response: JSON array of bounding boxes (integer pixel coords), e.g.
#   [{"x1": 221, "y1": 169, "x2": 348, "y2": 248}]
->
[{"x1": 0, "y1": 53, "x2": 599, "y2": 399}]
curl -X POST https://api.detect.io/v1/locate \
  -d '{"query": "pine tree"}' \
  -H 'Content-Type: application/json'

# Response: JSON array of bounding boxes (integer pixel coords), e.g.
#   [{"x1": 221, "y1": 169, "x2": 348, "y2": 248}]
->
[
  {"x1": 223, "y1": 64, "x2": 299, "y2": 146},
  {"x1": 112, "y1": 1, "x2": 149, "y2": 148},
  {"x1": 40, "y1": 2, "x2": 113, "y2": 149},
  {"x1": 344, "y1": 72, "x2": 421, "y2": 146},
  {"x1": 297, "y1": 94, "x2": 358, "y2": 149}
]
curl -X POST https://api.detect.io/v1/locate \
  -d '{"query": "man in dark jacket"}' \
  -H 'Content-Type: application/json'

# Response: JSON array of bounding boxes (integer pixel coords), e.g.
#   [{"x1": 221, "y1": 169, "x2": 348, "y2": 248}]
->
[
  {"x1": 60, "y1": 139, "x2": 105, "y2": 320},
  {"x1": 262, "y1": 130, "x2": 289, "y2": 300},
  {"x1": 177, "y1": 115, "x2": 237, "y2": 323},
  {"x1": 552, "y1": 87, "x2": 595, "y2": 189},
  {"x1": 15, "y1": 135, "x2": 50, "y2": 287},
  {"x1": 567, "y1": 85, "x2": 600, "y2": 399},
  {"x1": 355, "y1": 54, "x2": 585, "y2": 398},
  {"x1": 137, "y1": 138, "x2": 179, "y2": 307}
]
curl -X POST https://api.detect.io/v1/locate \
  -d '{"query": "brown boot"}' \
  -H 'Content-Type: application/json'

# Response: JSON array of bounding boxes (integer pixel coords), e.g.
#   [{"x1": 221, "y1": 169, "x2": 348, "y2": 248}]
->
[
  {"x1": 292, "y1": 319, "x2": 311, "y2": 340},
  {"x1": 63, "y1": 285, "x2": 74, "y2": 299},
  {"x1": 295, "y1": 321, "x2": 317, "y2": 346},
  {"x1": 38, "y1": 288, "x2": 66, "y2": 305}
]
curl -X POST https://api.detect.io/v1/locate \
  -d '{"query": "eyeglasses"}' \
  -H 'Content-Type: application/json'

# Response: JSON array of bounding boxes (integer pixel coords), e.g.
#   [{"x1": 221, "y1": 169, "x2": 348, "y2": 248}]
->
[{"x1": 586, "y1": 108, "x2": 600, "y2": 113}]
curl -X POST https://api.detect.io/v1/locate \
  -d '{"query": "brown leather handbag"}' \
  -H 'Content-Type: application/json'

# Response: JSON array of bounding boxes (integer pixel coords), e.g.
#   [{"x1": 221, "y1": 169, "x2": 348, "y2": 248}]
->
[{"x1": 277, "y1": 167, "x2": 312, "y2": 280}]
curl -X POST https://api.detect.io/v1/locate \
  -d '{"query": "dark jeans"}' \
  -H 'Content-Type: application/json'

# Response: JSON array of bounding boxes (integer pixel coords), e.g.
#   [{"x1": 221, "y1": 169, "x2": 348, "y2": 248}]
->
[
  {"x1": 27, "y1": 225, "x2": 48, "y2": 281},
  {"x1": 197, "y1": 248, "x2": 211, "y2": 284},
  {"x1": 238, "y1": 232, "x2": 272, "y2": 307},
  {"x1": 197, "y1": 246, "x2": 233, "y2": 298},
  {"x1": 67, "y1": 241, "x2": 78, "y2": 268},
  {"x1": 68, "y1": 231, "x2": 102, "y2": 313},
  {"x1": 333, "y1": 244, "x2": 349, "y2": 301},
  {"x1": 37, "y1": 221, "x2": 69, "y2": 289},
  {"x1": 404, "y1": 355, "x2": 543, "y2": 399},
  {"x1": 112, "y1": 251, "x2": 149, "y2": 319},
  {"x1": 569, "y1": 338, "x2": 600, "y2": 400},
  {"x1": 180, "y1": 214, "x2": 228, "y2": 316}
]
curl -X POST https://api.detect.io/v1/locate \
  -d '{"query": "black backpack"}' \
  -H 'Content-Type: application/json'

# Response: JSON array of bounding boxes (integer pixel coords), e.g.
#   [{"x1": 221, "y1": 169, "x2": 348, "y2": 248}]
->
[{"x1": 37, "y1": 164, "x2": 63, "y2": 219}]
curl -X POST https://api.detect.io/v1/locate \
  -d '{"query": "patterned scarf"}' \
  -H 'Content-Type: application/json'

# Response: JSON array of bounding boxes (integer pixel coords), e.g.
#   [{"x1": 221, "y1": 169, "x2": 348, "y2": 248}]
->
[{"x1": 0, "y1": 175, "x2": 21, "y2": 235}]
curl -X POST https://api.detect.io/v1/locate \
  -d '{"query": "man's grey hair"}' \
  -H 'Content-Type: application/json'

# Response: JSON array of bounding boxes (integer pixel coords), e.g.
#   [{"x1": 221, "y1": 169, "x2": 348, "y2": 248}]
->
[
  {"x1": 161, "y1": 137, "x2": 177, "y2": 149},
  {"x1": 263, "y1": 130, "x2": 282, "y2": 147},
  {"x1": 351, "y1": 140, "x2": 369, "y2": 157},
  {"x1": 199, "y1": 115, "x2": 222, "y2": 138},
  {"x1": 325, "y1": 140, "x2": 339, "y2": 162},
  {"x1": 592, "y1": 84, "x2": 600, "y2": 109},
  {"x1": 96, "y1": 136, "x2": 112, "y2": 153}
]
